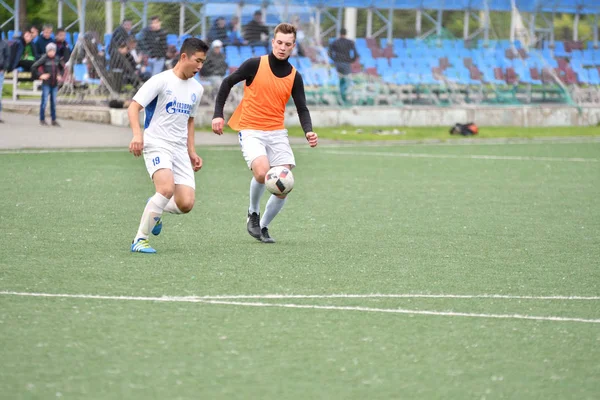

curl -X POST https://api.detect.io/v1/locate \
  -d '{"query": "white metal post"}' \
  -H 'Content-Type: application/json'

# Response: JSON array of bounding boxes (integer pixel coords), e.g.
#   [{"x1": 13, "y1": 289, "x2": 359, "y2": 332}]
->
[
  {"x1": 106, "y1": 0, "x2": 113, "y2": 35},
  {"x1": 179, "y1": 2, "x2": 185, "y2": 37},
  {"x1": 120, "y1": 0, "x2": 126, "y2": 23},
  {"x1": 58, "y1": 0, "x2": 63, "y2": 28},
  {"x1": 344, "y1": 7, "x2": 357, "y2": 40},
  {"x1": 594, "y1": 14, "x2": 599, "y2": 48},
  {"x1": 387, "y1": 7, "x2": 393, "y2": 43}
]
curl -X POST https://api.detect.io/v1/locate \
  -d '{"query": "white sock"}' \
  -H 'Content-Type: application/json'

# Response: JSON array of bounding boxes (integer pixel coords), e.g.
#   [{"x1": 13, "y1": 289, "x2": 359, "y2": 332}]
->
[
  {"x1": 163, "y1": 197, "x2": 183, "y2": 214},
  {"x1": 260, "y1": 195, "x2": 286, "y2": 229},
  {"x1": 134, "y1": 193, "x2": 170, "y2": 241},
  {"x1": 249, "y1": 177, "x2": 266, "y2": 214}
]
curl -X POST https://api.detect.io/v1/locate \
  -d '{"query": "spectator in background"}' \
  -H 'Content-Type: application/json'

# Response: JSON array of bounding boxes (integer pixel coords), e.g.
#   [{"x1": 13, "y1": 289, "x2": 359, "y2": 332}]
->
[
  {"x1": 208, "y1": 17, "x2": 229, "y2": 46},
  {"x1": 200, "y1": 39, "x2": 228, "y2": 99},
  {"x1": 29, "y1": 25, "x2": 39, "y2": 43},
  {"x1": 139, "y1": 16, "x2": 168, "y2": 76},
  {"x1": 110, "y1": 19, "x2": 133, "y2": 53},
  {"x1": 328, "y1": 28, "x2": 357, "y2": 104},
  {"x1": 244, "y1": 10, "x2": 269, "y2": 47},
  {"x1": 8, "y1": 30, "x2": 38, "y2": 73},
  {"x1": 164, "y1": 45, "x2": 179, "y2": 70},
  {"x1": 55, "y1": 28, "x2": 71, "y2": 63},
  {"x1": 0, "y1": 39, "x2": 9, "y2": 123},
  {"x1": 127, "y1": 36, "x2": 151, "y2": 82},
  {"x1": 35, "y1": 24, "x2": 55, "y2": 58},
  {"x1": 110, "y1": 41, "x2": 137, "y2": 93},
  {"x1": 290, "y1": 16, "x2": 306, "y2": 57},
  {"x1": 32, "y1": 43, "x2": 64, "y2": 127},
  {"x1": 227, "y1": 16, "x2": 247, "y2": 46}
]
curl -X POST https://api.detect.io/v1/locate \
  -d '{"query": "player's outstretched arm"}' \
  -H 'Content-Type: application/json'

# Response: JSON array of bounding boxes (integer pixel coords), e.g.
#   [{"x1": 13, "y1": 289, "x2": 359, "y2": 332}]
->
[
  {"x1": 291, "y1": 72, "x2": 317, "y2": 147},
  {"x1": 187, "y1": 117, "x2": 202, "y2": 172},
  {"x1": 128, "y1": 101, "x2": 144, "y2": 157}
]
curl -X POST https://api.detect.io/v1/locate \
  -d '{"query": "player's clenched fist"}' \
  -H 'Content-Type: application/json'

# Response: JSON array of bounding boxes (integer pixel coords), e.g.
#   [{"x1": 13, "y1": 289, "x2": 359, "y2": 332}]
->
[
  {"x1": 212, "y1": 118, "x2": 224, "y2": 135},
  {"x1": 305, "y1": 132, "x2": 318, "y2": 148}
]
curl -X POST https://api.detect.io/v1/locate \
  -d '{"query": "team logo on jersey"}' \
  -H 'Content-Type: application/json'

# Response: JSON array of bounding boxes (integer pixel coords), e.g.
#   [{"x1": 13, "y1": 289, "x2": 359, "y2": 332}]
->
[
  {"x1": 191, "y1": 93, "x2": 197, "y2": 103},
  {"x1": 166, "y1": 97, "x2": 193, "y2": 115}
]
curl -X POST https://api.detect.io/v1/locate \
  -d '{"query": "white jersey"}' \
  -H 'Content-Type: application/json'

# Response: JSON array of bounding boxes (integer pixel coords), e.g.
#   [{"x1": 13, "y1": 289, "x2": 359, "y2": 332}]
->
[{"x1": 133, "y1": 70, "x2": 204, "y2": 147}]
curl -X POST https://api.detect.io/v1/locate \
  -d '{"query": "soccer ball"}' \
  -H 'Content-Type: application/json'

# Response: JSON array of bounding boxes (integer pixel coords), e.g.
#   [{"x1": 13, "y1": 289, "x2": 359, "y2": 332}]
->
[{"x1": 265, "y1": 166, "x2": 294, "y2": 195}]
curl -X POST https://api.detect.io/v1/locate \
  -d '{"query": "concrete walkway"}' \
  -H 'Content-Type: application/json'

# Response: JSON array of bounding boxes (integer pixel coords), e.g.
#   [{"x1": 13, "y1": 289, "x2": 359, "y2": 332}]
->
[{"x1": 0, "y1": 111, "x2": 308, "y2": 149}]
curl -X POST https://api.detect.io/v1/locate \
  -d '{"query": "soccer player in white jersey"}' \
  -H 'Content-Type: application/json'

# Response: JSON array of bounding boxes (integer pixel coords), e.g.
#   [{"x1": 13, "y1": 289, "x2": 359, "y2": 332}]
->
[{"x1": 128, "y1": 38, "x2": 209, "y2": 253}]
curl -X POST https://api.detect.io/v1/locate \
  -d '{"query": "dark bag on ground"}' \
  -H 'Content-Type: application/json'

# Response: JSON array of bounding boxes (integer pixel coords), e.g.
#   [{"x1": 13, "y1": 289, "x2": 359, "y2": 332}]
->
[{"x1": 450, "y1": 122, "x2": 479, "y2": 136}]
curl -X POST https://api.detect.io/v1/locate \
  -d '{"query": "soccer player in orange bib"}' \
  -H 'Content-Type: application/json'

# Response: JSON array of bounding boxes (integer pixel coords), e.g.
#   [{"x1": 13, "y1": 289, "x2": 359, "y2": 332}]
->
[{"x1": 212, "y1": 22, "x2": 318, "y2": 243}]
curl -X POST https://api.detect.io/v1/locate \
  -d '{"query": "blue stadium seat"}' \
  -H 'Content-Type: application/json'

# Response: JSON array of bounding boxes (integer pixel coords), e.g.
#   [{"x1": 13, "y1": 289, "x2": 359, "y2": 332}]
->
[
  {"x1": 576, "y1": 68, "x2": 589, "y2": 84},
  {"x1": 73, "y1": 63, "x2": 101, "y2": 85},
  {"x1": 73, "y1": 64, "x2": 86, "y2": 80},
  {"x1": 588, "y1": 68, "x2": 600, "y2": 85},
  {"x1": 167, "y1": 34, "x2": 178, "y2": 46},
  {"x1": 297, "y1": 56, "x2": 312, "y2": 69}
]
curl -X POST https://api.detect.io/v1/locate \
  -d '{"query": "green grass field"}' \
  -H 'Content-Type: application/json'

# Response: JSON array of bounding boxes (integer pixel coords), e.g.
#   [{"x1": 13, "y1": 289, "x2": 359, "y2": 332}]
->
[
  {"x1": 1, "y1": 139, "x2": 599, "y2": 399},
  {"x1": 214, "y1": 124, "x2": 600, "y2": 142}
]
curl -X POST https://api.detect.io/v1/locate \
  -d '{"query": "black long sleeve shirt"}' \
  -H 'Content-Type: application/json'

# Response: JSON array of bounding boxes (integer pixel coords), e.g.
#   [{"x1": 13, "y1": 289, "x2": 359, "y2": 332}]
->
[
  {"x1": 213, "y1": 52, "x2": 313, "y2": 134},
  {"x1": 328, "y1": 37, "x2": 358, "y2": 63}
]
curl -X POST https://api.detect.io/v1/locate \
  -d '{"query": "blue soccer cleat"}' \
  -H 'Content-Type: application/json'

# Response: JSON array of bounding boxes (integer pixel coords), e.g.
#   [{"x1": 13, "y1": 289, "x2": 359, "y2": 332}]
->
[
  {"x1": 151, "y1": 216, "x2": 162, "y2": 236},
  {"x1": 131, "y1": 238, "x2": 157, "y2": 254}
]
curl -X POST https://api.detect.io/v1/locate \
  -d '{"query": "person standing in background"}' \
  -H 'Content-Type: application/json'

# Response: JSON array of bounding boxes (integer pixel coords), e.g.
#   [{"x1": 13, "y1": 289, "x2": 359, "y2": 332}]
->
[
  {"x1": 32, "y1": 43, "x2": 64, "y2": 127},
  {"x1": 328, "y1": 28, "x2": 357, "y2": 104},
  {"x1": 0, "y1": 38, "x2": 10, "y2": 123}
]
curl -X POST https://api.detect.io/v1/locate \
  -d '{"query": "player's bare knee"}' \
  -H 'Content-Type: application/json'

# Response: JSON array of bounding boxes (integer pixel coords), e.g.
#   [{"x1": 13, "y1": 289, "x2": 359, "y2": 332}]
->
[
  {"x1": 254, "y1": 168, "x2": 269, "y2": 184},
  {"x1": 157, "y1": 188, "x2": 175, "y2": 199},
  {"x1": 178, "y1": 198, "x2": 194, "y2": 213}
]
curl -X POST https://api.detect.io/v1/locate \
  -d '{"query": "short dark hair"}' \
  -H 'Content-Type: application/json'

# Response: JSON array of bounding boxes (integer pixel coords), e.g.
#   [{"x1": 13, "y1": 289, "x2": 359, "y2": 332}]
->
[
  {"x1": 122, "y1": 18, "x2": 132, "y2": 24},
  {"x1": 274, "y1": 23, "x2": 297, "y2": 41},
  {"x1": 150, "y1": 16, "x2": 160, "y2": 22},
  {"x1": 56, "y1": 28, "x2": 65, "y2": 34},
  {"x1": 340, "y1": 28, "x2": 347, "y2": 36},
  {"x1": 254, "y1": 10, "x2": 262, "y2": 16},
  {"x1": 180, "y1": 38, "x2": 209, "y2": 58}
]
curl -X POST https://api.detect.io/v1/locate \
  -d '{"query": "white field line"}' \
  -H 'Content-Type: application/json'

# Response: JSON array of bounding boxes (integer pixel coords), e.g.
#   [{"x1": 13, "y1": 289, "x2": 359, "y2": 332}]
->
[
  {"x1": 310, "y1": 136, "x2": 600, "y2": 147},
  {"x1": 201, "y1": 299, "x2": 600, "y2": 324},
  {"x1": 2, "y1": 291, "x2": 600, "y2": 301},
  {"x1": 1, "y1": 291, "x2": 599, "y2": 324},
  {"x1": 323, "y1": 150, "x2": 599, "y2": 163},
  {"x1": 0, "y1": 147, "x2": 242, "y2": 155}
]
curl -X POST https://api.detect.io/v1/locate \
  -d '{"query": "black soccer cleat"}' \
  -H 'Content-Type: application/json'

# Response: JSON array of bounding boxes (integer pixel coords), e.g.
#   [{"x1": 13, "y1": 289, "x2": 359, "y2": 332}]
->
[
  {"x1": 260, "y1": 227, "x2": 275, "y2": 243},
  {"x1": 247, "y1": 211, "x2": 261, "y2": 240}
]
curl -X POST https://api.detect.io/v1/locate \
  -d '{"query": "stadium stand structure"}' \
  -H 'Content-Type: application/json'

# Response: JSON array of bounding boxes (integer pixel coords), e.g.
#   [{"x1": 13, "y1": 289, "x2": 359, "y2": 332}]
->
[{"x1": 2, "y1": 0, "x2": 600, "y2": 106}]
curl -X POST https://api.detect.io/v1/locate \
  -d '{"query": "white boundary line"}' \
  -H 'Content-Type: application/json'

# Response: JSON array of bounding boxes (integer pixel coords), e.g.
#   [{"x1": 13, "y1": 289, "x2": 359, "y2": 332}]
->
[
  {"x1": 201, "y1": 299, "x2": 600, "y2": 324},
  {"x1": 1, "y1": 291, "x2": 599, "y2": 324},
  {"x1": 1, "y1": 136, "x2": 599, "y2": 155},
  {"x1": 2, "y1": 291, "x2": 599, "y2": 301},
  {"x1": 322, "y1": 150, "x2": 599, "y2": 163}
]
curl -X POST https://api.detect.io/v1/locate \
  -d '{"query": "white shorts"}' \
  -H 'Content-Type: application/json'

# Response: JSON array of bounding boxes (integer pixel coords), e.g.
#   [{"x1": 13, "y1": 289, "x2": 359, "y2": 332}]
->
[
  {"x1": 143, "y1": 142, "x2": 195, "y2": 189},
  {"x1": 238, "y1": 129, "x2": 296, "y2": 169}
]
